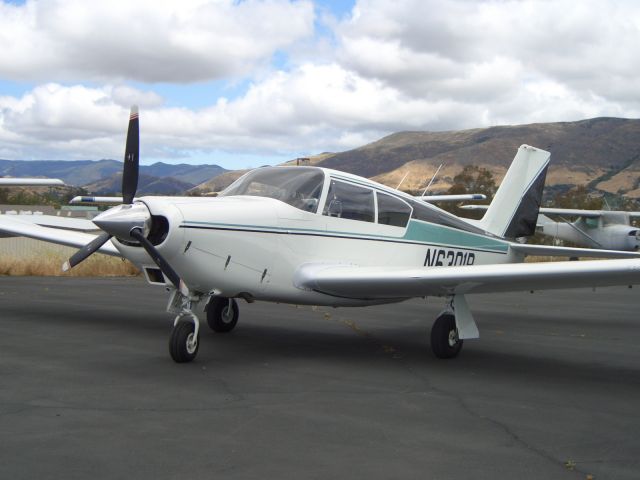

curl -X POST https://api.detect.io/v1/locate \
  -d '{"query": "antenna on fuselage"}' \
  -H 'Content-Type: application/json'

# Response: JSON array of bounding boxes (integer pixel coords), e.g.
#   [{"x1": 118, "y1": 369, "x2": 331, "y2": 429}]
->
[
  {"x1": 395, "y1": 172, "x2": 410, "y2": 190},
  {"x1": 421, "y1": 163, "x2": 444, "y2": 197}
]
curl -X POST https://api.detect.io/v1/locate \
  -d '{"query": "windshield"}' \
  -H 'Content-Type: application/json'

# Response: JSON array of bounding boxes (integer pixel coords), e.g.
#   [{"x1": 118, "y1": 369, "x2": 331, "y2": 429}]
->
[{"x1": 220, "y1": 167, "x2": 325, "y2": 213}]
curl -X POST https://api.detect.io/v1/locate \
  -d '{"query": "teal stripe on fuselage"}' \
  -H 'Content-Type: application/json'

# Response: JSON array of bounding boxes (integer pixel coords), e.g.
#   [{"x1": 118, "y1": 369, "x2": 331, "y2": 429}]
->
[
  {"x1": 404, "y1": 220, "x2": 509, "y2": 252},
  {"x1": 182, "y1": 218, "x2": 509, "y2": 253}
]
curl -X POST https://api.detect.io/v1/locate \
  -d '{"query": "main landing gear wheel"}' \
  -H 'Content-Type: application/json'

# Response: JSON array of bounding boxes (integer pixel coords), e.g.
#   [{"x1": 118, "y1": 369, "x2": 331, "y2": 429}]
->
[
  {"x1": 430, "y1": 313, "x2": 463, "y2": 359},
  {"x1": 206, "y1": 298, "x2": 239, "y2": 333},
  {"x1": 169, "y1": 321, "x2": 199, "y2": 363}
]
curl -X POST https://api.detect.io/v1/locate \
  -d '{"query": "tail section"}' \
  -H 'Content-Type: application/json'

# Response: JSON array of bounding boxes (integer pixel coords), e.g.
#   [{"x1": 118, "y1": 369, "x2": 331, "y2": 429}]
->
[{"x1": 478, "y1": 145, "x2": 550, "y2": 238}]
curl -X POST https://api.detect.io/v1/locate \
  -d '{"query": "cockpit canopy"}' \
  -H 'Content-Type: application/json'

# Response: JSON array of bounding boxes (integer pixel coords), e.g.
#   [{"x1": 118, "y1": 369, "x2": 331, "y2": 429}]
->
[
  {"x1": 220, "y1": 167, "x2": 324, "y2": 213},
  {"x1": 220, "y1": 165, "x2": 484, "y2": 235}
]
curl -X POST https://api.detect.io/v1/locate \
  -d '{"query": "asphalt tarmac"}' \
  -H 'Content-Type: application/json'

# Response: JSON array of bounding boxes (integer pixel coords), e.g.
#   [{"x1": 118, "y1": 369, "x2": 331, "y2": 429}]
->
[{"x1": 0, "y1": 276, "x2": 639, "y2": 480}]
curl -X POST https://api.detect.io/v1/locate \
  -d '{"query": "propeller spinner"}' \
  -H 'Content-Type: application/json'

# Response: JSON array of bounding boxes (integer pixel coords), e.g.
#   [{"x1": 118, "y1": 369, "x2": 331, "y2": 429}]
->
[{"x1": 63, "y1": 106, "x2": 185, "y2": 292}]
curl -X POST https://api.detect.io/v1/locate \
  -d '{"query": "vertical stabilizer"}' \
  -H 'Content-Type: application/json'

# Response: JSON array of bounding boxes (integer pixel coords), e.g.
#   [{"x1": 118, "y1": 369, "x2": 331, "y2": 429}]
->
[{"x1": 478, "y1": 145, "x2": 550, "y2": 238}]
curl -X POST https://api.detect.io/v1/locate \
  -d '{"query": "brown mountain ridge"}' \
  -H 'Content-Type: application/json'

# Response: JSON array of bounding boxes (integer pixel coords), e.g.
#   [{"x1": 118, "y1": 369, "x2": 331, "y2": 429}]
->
[
  {"x1": 192, "y1": 117, "x2": 640, "y2": 199},
  {"x1": 313, "y1": 117, "x2": 640, "y2": 197}
]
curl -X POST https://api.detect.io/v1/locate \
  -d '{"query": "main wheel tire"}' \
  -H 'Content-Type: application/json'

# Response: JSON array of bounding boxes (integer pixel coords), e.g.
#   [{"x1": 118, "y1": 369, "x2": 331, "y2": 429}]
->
[
  {"x1": 206, "y1": 298, "x2": 239, "y2": 333},
  {"x1": 169, "y1": 321, "x2": 199, "y2": 363},
  {"x1": 430, "y1": 313, "x2": 463, "y2": 359}
]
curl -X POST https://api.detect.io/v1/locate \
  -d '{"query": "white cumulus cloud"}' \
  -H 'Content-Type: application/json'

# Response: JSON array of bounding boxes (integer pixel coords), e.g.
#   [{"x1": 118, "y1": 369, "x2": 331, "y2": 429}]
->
[
  {"x1": 0, "y1": 0, "x2": 315, "y2": 83},
  {"x1": 1, "y1": 0, "x2": 640, "y2": 167}
]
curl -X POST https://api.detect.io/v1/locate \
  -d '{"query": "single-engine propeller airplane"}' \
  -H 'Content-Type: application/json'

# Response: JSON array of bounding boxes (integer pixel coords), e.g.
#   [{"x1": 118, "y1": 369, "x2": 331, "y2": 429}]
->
[
  {"x1": 1, "y1": 106, "x2": 639, "y2": 363},
  {"x1": 462, "y1": 205, "x2": 640, "y2": 251}
]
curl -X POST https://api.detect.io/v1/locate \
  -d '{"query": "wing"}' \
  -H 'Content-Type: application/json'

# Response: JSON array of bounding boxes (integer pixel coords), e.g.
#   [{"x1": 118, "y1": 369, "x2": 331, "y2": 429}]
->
[
  {"x1": 1, "y1": 214, "x2": 99, "y2": 232},
  {"x1": 294, "y1": 259, "x2": 640, "y2": 300},
  {"x1": 540, "y1": 208, "x2": 640, "y2": 218},
  {"x1": 508, "y1": 243, "x2": 640, "y2": 259},
  {"x1": 462, "y1": 205, "x2": 640, "y2": 219},
  {"x1": 537, "y1": 207, "x2": 602, "y2": 218},
  {"x1": 0, "y1": 215, "x2": 119, "y2": 256},
  {"x1": 0, "y1": 178, "x2": 64, "y2": 186},
  {"x1": 419, "y1": 194, "x2": 487, "y2": 202},
  {"x1": 70, "y1": 196, "x2": 126, "y2": 205}
]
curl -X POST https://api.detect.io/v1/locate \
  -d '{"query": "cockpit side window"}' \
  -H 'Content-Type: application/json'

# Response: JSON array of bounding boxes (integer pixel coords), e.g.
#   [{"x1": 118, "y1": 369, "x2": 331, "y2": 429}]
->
[
  {"x1": 323, "y1": 180, "x2": 375, "y2": 222},
  {"x1": 377, "y1": 192, "x2": 411, "y2": 227}
]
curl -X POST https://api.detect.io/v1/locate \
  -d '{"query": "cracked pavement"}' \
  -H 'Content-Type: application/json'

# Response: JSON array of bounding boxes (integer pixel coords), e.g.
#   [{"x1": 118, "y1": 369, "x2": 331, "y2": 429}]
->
[{"x1": 1, "y1": 277, "x2": 639, "y2": 479}]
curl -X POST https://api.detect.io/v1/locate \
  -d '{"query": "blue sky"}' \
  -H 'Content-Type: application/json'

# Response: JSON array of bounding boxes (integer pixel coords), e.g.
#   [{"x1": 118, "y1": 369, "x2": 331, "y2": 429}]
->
[{"x1": 0, "y1": 0, "x2": 638, "y2": 169}]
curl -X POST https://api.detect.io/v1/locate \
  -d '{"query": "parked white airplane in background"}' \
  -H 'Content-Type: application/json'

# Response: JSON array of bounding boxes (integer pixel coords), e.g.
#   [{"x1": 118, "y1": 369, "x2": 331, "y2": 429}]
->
[
  {"x1": 0, "y1": 177, "x2": 95, "y2": 232},
  {"x1": 0, "y1": 177, "x2": 99, "y2": 232},
  {"x1": 462, "y1": 205, "x2": 640, "y2": 251},
  {"x1": 1, "y1": 107, "x2": 639, "y2": 364},
  {"x1": 0, "y1": 178, "x2": 64, "y2": 186}
]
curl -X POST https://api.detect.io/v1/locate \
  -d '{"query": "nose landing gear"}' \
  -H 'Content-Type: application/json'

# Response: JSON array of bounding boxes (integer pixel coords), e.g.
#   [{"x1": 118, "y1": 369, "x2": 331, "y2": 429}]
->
[
  {"x1": 167, "y1": 289, "x2": 204, "y2": 363},
  {"x1": 169, "y1": 301, "x2": 201, "y2": 363},
  {"x1": 167, "y1": 291, "x2": 241, "y2": 363}
]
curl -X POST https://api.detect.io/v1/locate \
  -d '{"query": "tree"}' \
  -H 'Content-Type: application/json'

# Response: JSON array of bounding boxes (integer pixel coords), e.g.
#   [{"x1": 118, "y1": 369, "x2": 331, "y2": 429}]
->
[
  {"x1": 441, "y1": 165, "x2": 497, "y2": 218},
  {"x1": 552, "y1": 185, "x2": 602, "y2": 210}
]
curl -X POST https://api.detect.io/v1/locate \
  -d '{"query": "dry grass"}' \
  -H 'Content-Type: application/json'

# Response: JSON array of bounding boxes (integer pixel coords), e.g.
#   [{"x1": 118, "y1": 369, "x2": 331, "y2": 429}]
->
[
  {"x1": 524, "y1": 255, "x2": 560, "y2": 263},
  {"x1": 0, "y1": 251, "x2": 140, "y2": 276},
  {"x1": 524, "y1": 255, "x2": 610, "y2": 263}
]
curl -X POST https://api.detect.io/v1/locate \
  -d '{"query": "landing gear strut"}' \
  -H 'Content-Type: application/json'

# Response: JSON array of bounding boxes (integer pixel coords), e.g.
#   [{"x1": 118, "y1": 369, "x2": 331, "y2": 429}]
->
[
  {"x1": 206, "y1": 297, "x2": 239, "y2": 333},
  {"x1": 430, "y1": 313, "x2": 463, "y2": 359}
]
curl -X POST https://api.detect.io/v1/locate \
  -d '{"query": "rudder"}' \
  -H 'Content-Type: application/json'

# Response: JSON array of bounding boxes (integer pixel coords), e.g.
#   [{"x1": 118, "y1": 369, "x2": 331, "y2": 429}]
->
[{"x1": 478, "y1": 145, "x2": 550, "y2": 238}]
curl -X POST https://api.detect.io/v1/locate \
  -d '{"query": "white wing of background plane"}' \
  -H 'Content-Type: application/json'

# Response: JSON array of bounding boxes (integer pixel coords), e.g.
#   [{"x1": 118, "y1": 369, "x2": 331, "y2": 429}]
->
[
  {"x1": 0, "y1": 215, "x2": 119, "y2": 256},
  {"x1": 0, "y1": 178, "x2": 65, "y2": 186},
  {"x1": 540, "y1": 208, "x2": 640, "y2": 218},
  {"x1": 69, "y1": 196, "x2": 126, "y2": 205},
  {"x1": 419, "y1": 194, "x2": 487, "y2": 202},
  {"x1": 463, "y1": 205, "x2": 640, "y2": 218},
  {"x1": 508, "y1": 243, "x2": 640, "y2": 258},
  {"x1": 294, "y1": 258, "x2": 640, "y2": 300}
]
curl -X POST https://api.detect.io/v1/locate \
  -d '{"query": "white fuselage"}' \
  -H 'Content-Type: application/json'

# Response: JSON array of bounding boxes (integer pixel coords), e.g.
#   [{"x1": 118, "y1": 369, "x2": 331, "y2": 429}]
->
[{"x1": 112, "y1": 170, "x2": 519, "y2": 307}]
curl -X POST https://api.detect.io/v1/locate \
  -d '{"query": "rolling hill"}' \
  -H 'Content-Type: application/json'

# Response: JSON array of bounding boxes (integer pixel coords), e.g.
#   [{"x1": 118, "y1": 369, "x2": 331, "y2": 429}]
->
[
  {"x1": 191, "y1": 117, "x2": 640, "y2": 199},
  {"x1": 0, "y1": 159, "x2": 228, "y2": 194},
  {"x1": 83, "y1": 173, "x2": 196, "y2": 196},
  {"x1": 314, "y1": 117, "x2": 640, "y2": 197},
  {"x1": 4, "y1": 117, "x2": 640, "y2": 199}
]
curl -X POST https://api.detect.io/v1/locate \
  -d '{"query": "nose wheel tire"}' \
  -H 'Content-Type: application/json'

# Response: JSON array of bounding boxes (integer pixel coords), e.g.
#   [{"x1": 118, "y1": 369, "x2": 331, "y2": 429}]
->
[
  {"x1": 169, "y1": 321, "x2": 199, "y2": 363},
  {"x1": 206, "y1": 298, "x2": 239, "y2": 333},
  {"x1": 430, "y1": 313, "x2": 463, "y2": 359}
]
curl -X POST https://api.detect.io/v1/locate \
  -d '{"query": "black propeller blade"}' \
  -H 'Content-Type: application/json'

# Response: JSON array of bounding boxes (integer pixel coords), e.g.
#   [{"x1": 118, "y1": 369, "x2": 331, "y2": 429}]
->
[
  {"x1": 62, "y1": 106, "x2": 189, "y2": 295},
  {"x1": 62, "y1": 105, "x2": 139, "y2": 272},
  {"x1": 122, "y1": 105, "x2": 139, "y2": 205},
  {"x1": 62, "y1": 231, "x2": 113, "y2": 272},
  {"x1": 130, "y1": 228, "x2": 183, "y2": 291}
]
